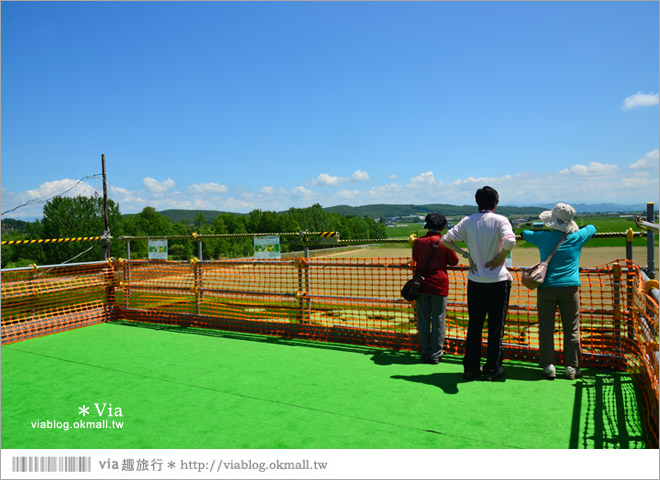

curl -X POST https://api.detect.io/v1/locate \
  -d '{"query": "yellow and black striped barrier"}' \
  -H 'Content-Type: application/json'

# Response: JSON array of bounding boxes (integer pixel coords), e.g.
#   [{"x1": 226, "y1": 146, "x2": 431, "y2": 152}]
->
[
  {"x1": 337, "y1": 231, "x2": 648, "y2": 245},
  {"x1": 119, "y1": 232, "x2": 342, "y2": 241},
  {"x1": 2, "y1": 230, "x2": 647, "y2": 247},
  {"x1": 319, "y1": 231, "x2": 339, "y2": 245},
  {"x1": 1, "y1": 236, "x2": 104, "y2": 246}
]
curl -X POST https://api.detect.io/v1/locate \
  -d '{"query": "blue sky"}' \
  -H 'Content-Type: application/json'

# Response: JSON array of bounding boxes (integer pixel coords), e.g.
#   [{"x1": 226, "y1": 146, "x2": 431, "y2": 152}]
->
[{"x1": 1, "y1": 1, "x2": 658, "y2": 220}]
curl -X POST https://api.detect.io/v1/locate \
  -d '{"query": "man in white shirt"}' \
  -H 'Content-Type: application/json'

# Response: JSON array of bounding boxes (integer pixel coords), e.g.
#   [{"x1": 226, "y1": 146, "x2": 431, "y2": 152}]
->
[{"x1": 443, "y1": 186, "x2": 516, "y2": 381}]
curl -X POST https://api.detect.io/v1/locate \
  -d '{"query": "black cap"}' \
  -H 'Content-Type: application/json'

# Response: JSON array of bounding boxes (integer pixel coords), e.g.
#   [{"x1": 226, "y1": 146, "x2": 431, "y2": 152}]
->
[{"x1": 424, "y1": 213, "x2": 447, "y2": 231}]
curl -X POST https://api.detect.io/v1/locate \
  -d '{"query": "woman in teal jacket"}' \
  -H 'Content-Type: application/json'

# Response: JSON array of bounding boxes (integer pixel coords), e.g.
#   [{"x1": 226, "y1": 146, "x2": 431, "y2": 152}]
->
[{"x1": 521, "y1": 203, "x2": 596, "y2": 380}]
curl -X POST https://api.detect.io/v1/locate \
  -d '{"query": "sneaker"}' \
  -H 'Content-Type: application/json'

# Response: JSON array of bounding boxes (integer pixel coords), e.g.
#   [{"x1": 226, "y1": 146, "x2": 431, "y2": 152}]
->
[
  {"x1": 462, "y1": 368, "x2": 482, "y2": 381},
  {"x1": 543, "y1": 364, "x2": 556, "y2": 380},
  {"x1": 564, "y1": 366, "x2": 582, "y2": 380},
  {"x1": 481, "y1": 368, "x2": 506, "y2": 382},
  {"x1": 429, "y1": 355, "x2": 442, "y2": 365}
]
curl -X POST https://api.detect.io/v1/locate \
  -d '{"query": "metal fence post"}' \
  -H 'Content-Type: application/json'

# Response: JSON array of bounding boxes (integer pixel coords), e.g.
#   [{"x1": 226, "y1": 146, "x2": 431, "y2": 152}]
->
[
  {"x1": 29, "y1": 264, "x2": 37, "y2": 321},
  {"x1": 105, "y1": 259, "x2": 116, "y2": 321},
  {"x1": 296, "y1": 257, "x2": 312, "y2": 325},
  {"x1": 296, "y1": 259, "x2": 306, "y2": 324},
  {"x1": 124, "y1": 259, "x2": 131, "y2": 309},
  {"x1": 192, "y1": 259, "x2": 202, "y2": 317},
  {"x1": 625, "y1": 264, "x2": 635, "y2": 343},
  {"x1": 612, "y1": 264, "x2": 623, "y2": 368},
  {"x1": 646, "y1": 202, "x2": 655, "y2": 279},
  {"x1": 626, "y1": 228, "x2": 634, "y2": 262}
]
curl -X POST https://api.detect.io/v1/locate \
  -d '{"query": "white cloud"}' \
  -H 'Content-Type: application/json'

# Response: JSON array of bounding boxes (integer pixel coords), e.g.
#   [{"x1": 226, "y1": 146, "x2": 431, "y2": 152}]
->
[
  {"x1": 259, "y1": 186, "x2": 290, "y2": 198},
  {"x1": 410, "y1": 171, "x2": 440, "y2": 185},
  {"x1": 108, "y1": 185, "x2": 146, "y2": 205},
  {"x1": 558, "y1": 162, "x2": 619, "y2": 177},
  {"x1": 312, "y1": 170, "x2": 370, "y2": 187},
  {"x1": 25, "y1": 178, "x2": 97, "y2": 200},
  {"x1": 630, "y1": 149, "x2": 659, "y2": 171},
  {"x1": 186, "y1": 182, "x2": 228, "y2": 194},
  {"x1": 4, "y1": 157, "x2": 657, "y2": 220},
  {"x1": 368, "y1": 183, "x2": 402, "y2": 195},
  {"x1": 621, "y1": 176, "x2": 658, "y2": 189},
  {"x1": 335, "y1": 189, "x2": 360, "y2": 200},
  {"x1": 352, "y1": 170, "x2": 370, "y2": 181},
  {"x1": 314, "y1": 173, "x2": 344, "y2": 187},
  {"x1": 450, "y1": 175, "x2": 510, "y2": 187},
  {"x1": 1, "y1": 179, "x2": 100, "y2": 218},
  {"x1": 222, "y1": 197, "x2": 254, "y2": 211},
  {"x1": 142, "y1": 177, "x2": 175, "y2": 194},
  {"x1": 389, "y1": 174, "x2": 398, "y2": 180},
  {"x1": 292, "y1": 186, "x2": 314, "y2": 197},
  {"x1": 622, "y1": 91, "x2": 659, "y2": 110}
]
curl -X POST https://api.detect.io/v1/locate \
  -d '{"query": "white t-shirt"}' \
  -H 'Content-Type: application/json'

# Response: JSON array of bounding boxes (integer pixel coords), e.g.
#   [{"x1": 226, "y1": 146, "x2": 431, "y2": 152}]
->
[{"x1": 444, "y1": 211, "x2": 517, "y2": 283}]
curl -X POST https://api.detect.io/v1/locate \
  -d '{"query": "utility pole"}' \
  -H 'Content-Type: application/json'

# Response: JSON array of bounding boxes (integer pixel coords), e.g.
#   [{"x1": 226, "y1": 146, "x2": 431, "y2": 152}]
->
[
  {"x1": 102, "y1": 154, "x2": 110, "y2": 260},
  {"x1": 647, "y1": 202, "x2": 655, "y2": 279}
]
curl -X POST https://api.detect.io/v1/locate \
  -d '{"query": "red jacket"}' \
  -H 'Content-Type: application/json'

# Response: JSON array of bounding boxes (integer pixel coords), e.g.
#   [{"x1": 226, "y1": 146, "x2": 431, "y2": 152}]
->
[{"x1": 412, "y1": 233, "x2": 459, "y2": 297}]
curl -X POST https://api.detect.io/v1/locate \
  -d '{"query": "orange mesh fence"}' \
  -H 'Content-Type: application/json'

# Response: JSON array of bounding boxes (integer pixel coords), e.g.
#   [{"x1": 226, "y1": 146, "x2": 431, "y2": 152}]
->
[
  {"x1": 1, "y1": 261, "x2": 113, "y2": 344},
  {"x1": 1, "y1": 257, "x2": 657, "y2": 446},
  {"x1": 613, "y1": 262, "x2": 660, "y2": 449},
  {"x1": 111, "y1": 257, "x2": 417, "y2": 349}
]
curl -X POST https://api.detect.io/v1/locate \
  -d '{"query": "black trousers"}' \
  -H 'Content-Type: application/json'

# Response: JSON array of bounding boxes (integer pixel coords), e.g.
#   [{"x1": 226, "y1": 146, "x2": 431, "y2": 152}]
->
[{"x1": 463, "y1": 280, "x2": 512, "y2": 373}]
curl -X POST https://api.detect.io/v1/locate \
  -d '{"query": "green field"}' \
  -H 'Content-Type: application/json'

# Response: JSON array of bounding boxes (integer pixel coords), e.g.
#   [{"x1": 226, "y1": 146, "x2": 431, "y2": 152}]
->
[
  {"x1": 386, "y1": 215, "x2": 657, "y2": 248},
  {"x1": 1, "y1": 321, "x2": 647, "y2": 450}
]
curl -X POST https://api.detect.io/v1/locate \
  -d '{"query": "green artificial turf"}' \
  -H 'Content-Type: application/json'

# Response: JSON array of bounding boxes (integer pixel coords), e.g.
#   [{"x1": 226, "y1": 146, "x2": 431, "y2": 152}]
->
[{"x1": 1, "y1": 321, "x2": 646, "y2": 449}]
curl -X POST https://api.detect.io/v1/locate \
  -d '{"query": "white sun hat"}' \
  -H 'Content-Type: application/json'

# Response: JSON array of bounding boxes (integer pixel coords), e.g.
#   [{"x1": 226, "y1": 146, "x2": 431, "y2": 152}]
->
[{"x1": 539, "y1": 203, "x2": 579, "y2": 233}]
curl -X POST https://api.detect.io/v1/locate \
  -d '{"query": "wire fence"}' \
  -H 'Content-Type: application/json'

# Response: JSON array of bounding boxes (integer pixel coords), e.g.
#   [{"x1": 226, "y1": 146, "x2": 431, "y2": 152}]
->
[{"x1": 1, "y1": 257, "x2": 657, "y2": 447}]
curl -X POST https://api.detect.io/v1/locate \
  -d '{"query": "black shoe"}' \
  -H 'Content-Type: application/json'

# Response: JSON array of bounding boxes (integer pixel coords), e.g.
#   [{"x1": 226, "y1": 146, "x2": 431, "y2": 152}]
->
[
  {"x1": 481, "y1": 368, "x2": 506, "y2": 382},
  {"x1": 463, "y1": 369, "x2": 482, "y2": 380},
  {"x1": 429, "y1": 355, "x2": 442, "y2": 365},
  {"x1": 420, "y1": 353, "x2": 431, "y2": 364}
]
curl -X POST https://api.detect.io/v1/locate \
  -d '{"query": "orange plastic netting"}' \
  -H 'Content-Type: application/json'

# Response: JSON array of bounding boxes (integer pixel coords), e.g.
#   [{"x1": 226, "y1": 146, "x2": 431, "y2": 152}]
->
[
  {"x1": 1, "y1": 261, "x2": 112, "y2": 343},
  {"x1": 1, "y1": 257, "x2": 658, "y2": 446}
]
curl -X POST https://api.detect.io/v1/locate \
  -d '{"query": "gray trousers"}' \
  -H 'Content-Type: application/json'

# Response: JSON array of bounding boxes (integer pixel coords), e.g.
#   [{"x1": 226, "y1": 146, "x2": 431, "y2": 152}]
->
[
  {"x1": 537, "y1": 286, "x2": 581, "y2": 369},
  {"x1": 416, "y1": 293, "x2": 447, "y2": 360}
]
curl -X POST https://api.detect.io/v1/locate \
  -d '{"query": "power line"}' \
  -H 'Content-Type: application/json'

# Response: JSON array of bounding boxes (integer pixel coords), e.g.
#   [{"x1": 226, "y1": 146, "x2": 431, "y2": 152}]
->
[
  {"x1": 1, "y1": 174, "x2": 102, "y2": 216},
  {"x1": 60, "y1": 244, "x2": 98, "y2": 265}
]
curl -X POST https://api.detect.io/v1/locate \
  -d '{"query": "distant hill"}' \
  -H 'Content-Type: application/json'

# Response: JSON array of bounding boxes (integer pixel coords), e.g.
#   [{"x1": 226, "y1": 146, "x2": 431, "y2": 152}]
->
[
  {"x1": 157, "y1": 204, "x2": 546, "y2": 225},
  {"x1": 3, "y1": 203, "x2": 653, "y2": 227},
  {"x1": 158, "y1": 209, "x2": 237, "y2": 224},
  {"x1": 324, "y1": 204, "x2": 545, "y2": 219},
  {"x1": 1, "y1": 218, "x2": 31, "y2": 234},
  {"x1": 529, "y1": 203, "x2": 654, "y2": 214},
  {"x1": 157, "y1": 203, "x2": 655, "y2": 225}
]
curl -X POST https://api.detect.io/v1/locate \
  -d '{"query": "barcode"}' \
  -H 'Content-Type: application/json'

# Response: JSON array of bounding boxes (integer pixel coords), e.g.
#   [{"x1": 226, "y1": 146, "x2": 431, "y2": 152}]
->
[{"x1": 11, "y1": 456, "x2": 92, "y2": 473}]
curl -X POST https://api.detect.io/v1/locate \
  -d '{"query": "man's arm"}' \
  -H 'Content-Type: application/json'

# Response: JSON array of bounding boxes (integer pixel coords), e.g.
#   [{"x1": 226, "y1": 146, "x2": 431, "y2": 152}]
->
[
  {"x1": 443, "y1": 240, "x2": 477, "y2": 273},
  {"x1": 443, "y1": 245, "x2": 460, "y2": 266},
  {"x1": 484, "y1": 248, "x2": 512, "y2": 270},
  {"x1": 484, "y1": 217, "x2": 516, "y2": 270}
]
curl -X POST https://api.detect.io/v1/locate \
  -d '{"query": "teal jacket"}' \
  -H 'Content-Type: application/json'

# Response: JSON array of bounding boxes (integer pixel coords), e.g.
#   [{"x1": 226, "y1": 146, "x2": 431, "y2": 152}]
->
[{"x1": 521, "y1": 225, "x2": 597, "y2": 287}]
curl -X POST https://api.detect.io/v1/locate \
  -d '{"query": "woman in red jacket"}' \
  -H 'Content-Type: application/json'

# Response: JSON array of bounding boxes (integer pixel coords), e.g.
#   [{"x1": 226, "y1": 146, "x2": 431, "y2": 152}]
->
[{"x1": 412, "y1": 213, "x2": 459, "y2": 364}]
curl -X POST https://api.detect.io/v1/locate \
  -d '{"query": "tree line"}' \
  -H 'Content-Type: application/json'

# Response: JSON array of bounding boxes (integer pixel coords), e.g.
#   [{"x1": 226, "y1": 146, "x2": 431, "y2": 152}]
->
[{"x1": 1, "y1": 196, "x2": 387, "y2": 268}]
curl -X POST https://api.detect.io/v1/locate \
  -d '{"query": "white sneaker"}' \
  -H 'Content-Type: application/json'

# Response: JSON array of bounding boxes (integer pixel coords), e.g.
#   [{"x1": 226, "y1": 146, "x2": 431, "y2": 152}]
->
[
  {"x1": 565, "y1": 366, "x2": 581, "y2": 380},
  {"x1": 543, "y1": 364, "x2": 556, "y2": 379}
]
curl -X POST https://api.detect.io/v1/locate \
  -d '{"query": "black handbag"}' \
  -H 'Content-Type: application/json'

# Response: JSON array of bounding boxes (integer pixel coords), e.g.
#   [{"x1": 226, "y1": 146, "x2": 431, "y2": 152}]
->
[{"x1": 401, "y1": 237, "x2": 442, "y2": 301}]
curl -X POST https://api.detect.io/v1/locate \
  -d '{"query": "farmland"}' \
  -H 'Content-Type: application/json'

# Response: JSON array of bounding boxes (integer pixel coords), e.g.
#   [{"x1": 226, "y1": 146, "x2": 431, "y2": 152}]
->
[
  {"x1": 385, "y1": 214, "x2": 657, "y2": 248},
  {"x1": 379, "y1": 213, "x2": 658, "y2": 275}
]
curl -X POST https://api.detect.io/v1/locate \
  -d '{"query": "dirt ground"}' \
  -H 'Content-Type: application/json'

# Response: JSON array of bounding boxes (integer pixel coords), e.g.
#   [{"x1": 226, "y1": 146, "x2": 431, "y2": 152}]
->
[{"x1": 315, "y1": 245, "x2": 658, "y2": 274}]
